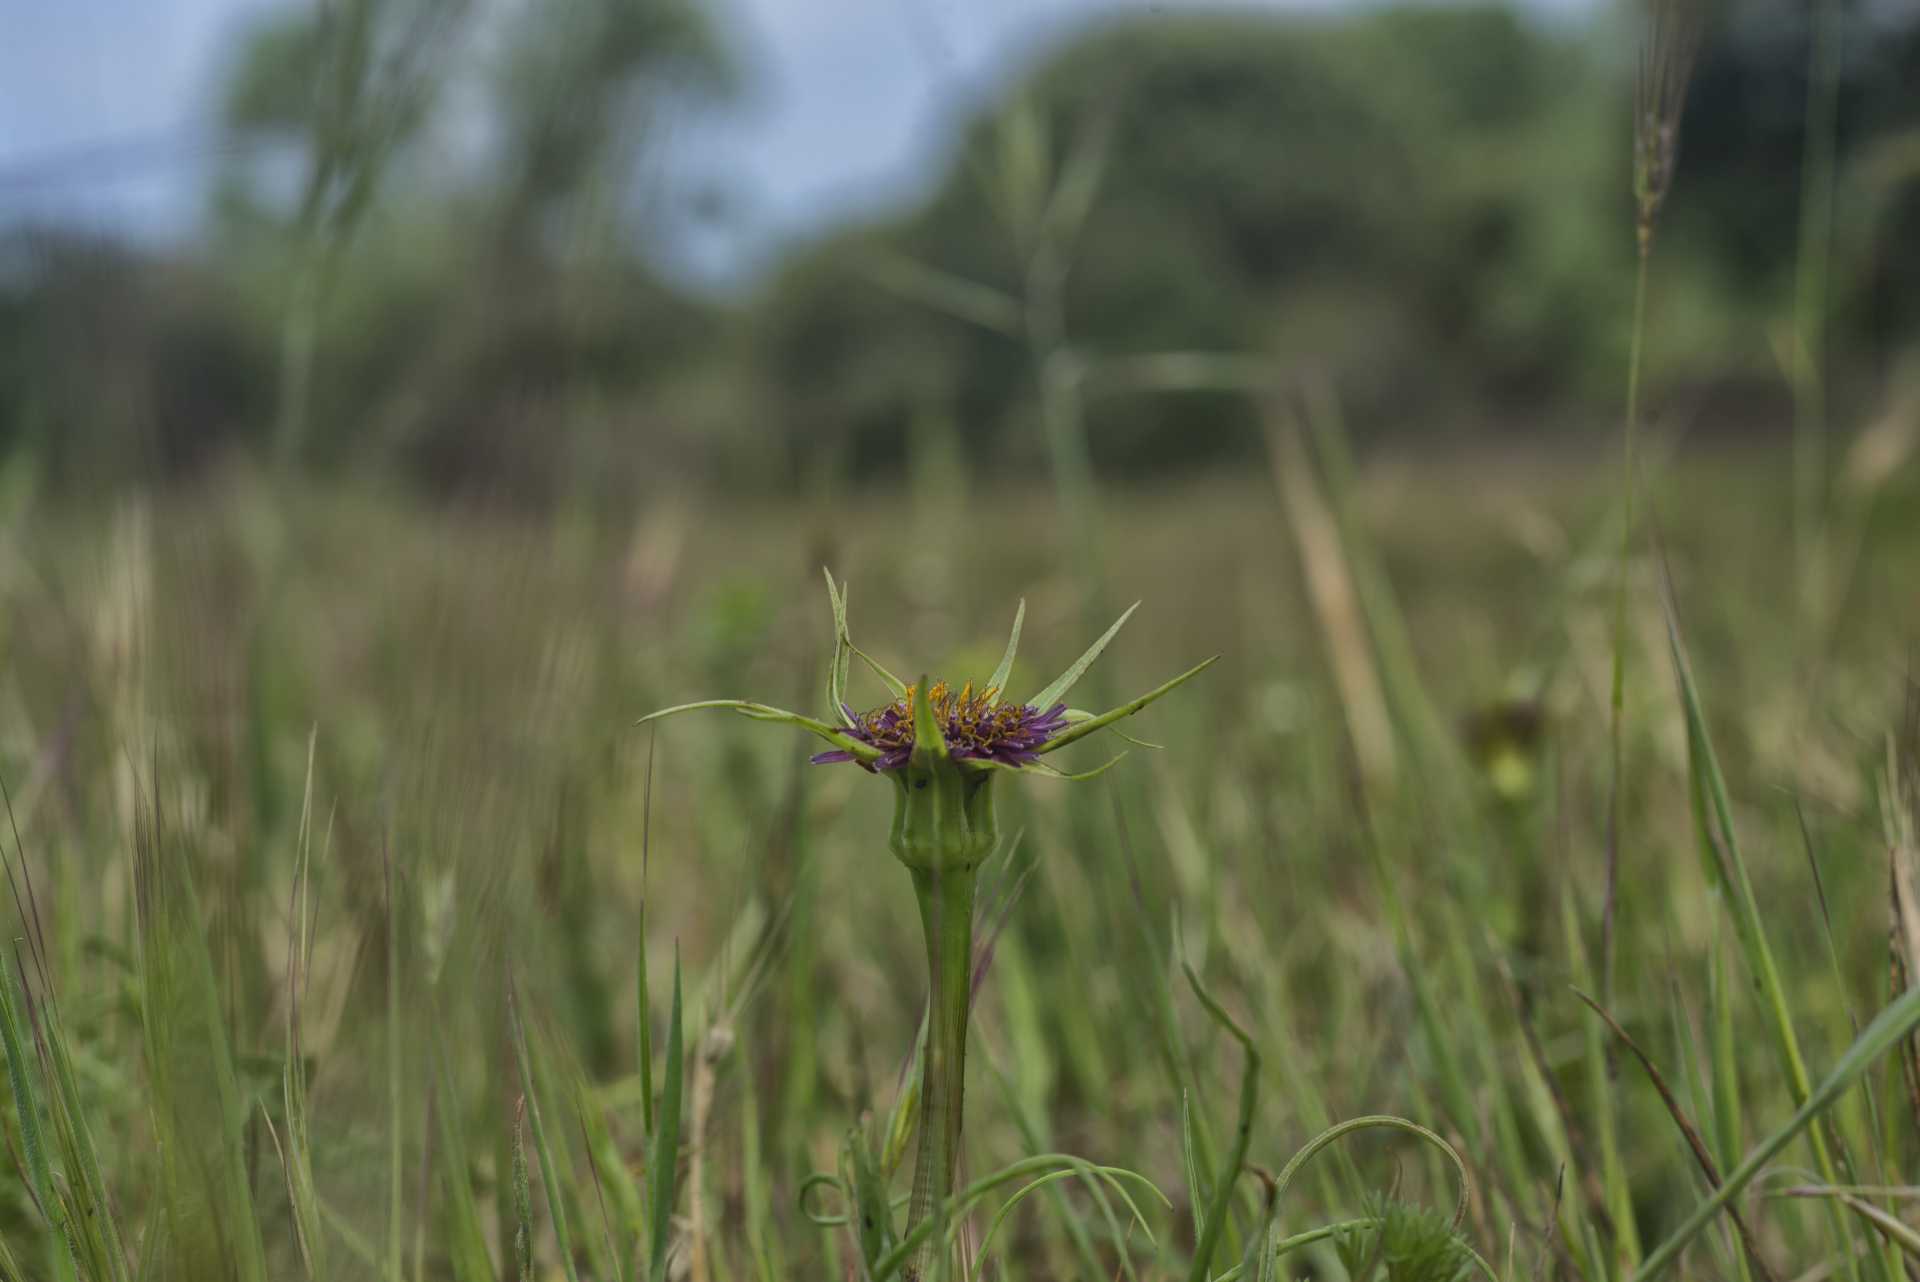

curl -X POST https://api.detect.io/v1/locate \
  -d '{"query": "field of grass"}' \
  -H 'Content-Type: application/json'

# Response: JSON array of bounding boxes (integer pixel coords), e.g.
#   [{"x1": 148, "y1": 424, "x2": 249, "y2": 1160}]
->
[{"x1": 2, "y1": 430, "x2": 1919, "y2": 1280}]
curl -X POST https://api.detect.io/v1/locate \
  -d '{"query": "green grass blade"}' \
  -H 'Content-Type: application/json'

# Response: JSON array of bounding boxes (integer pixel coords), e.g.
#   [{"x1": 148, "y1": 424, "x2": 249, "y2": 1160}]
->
[
  {"x1": 511, "y1": 1097, "x2": 533, "y2": 1282},
  {"x1": 648, "y1": 952, "x2": 685, "y2": 1279},
  {"x1": 637, "y1": 944, "x2": 656, "y2": 1141},
  {"x1": 0, "y1": 956, "x2": 53, "y2": 1220},
  {"x1": 1636, "y1": 984, "x2": 1920, "y2": 1280},
  {"x1": 432, "y1": 1035, "x2": 496, "y2": 1282},
  {"x1": 1663, "y1": 579, "x2": 1866, "y2": 1270},
  {"x1": 509, "y1": 990, "x2": 581, "y2": 1282},
  {"x1": 1183, "y1": 962, "x2": 1259, "y2": 1282}
]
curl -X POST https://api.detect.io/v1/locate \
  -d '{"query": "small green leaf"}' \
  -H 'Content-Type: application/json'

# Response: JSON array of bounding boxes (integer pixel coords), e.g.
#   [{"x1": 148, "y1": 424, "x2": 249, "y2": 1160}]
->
[
  {"x1": 1027, "y1": 601, "x2": 1140, "y2": 710},
  {"x1": 988, "y1": 599, "x2": 1026, "y2": 696},
  {"x1": 1039, "y1": 656, "x2": 1218, "y2": 756}
]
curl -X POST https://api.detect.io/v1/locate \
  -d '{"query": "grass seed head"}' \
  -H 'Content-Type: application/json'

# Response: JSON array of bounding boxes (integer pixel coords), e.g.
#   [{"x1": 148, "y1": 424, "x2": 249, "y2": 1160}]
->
[{"x1": 1632, "y1": 0, "x2": 1705, "y2": 253}]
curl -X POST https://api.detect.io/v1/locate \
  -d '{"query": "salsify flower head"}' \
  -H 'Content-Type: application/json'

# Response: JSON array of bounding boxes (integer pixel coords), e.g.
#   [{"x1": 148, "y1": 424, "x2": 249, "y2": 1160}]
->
[
  {"x1": 638, "y1": 571, "x2": 1217, "y2": 811},
  {"x1": 813, "y1": 681, "x2": 1069, "y2": 772}
]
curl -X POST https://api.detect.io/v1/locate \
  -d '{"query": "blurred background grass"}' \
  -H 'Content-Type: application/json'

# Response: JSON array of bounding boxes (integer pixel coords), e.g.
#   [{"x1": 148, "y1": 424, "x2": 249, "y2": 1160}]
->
[{"x1": 4, "y1": 0, "x2": 1920, "y2": 1278}]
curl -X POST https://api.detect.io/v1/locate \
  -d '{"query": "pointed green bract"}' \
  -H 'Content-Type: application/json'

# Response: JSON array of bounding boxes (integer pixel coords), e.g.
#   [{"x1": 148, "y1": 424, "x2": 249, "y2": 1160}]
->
[
  {"x1": 909, "y1": 672, "x2": 950, "y2": 766},
  {"x1": 854, "y1": 644, "x2": 910, "y2": 698},
  {"x1": 966, "y1": 753, "x2": 1129, "y2": 782},
  {"x1": 1027, "y1": 601, "x2": 1140, "y2": 710},
  {"x1": 823, "y1": 569, "x2": 854, "y2": 725},
  {"x1": 636, "y1": 699, "x2": 880, "y2": 763},
  {"x1": 1039, "y1": 656, "x2": 1217, "y2": 755},
  {"x1": 988, "y1": 599, "x2": 1026, "y2": 696},
  {"x1": 824, "y1": 569, "x2": 909, "y2": 699}
]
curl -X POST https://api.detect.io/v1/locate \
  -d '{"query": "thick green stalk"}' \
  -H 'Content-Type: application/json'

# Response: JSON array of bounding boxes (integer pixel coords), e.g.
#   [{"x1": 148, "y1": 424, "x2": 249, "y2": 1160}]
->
[
  {"x1": 887, "y1": 689, "x2": 999, "y2": 1280},
  {"x1": 905, "y1": 866, "x2": 979, "y2": 1280}
]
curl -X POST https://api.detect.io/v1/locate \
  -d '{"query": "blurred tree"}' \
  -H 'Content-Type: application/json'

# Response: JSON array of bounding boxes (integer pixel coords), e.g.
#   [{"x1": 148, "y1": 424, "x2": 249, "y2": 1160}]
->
[
  {"x1": 364, "y1": 0, "x2": 736, "y2": 503},
  {"x1": 216, "y1": 0, "x2": 474, "y2": 470},
  {"x1": 0, "y1": 233, "x2": 272, "y2": 489},
  {"x1": 755, "y1": 2, "x2": 1920, "y2": 478}
]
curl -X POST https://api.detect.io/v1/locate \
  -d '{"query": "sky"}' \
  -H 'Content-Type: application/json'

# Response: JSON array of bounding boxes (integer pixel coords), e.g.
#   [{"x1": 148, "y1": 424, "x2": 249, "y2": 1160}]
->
[{"x1": 0, "y1": 0, "x2": 1339, "y2": 286}]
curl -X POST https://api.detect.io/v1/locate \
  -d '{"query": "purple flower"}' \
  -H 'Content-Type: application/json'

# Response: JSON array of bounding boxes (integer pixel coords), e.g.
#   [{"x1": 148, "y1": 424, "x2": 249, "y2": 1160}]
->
[
  {"x1": 639, "y1": 573, "x2": 1216, "y2": 782},
  {"x1": 811, "y1": 682, "x2": 1071, "y2": 773}
]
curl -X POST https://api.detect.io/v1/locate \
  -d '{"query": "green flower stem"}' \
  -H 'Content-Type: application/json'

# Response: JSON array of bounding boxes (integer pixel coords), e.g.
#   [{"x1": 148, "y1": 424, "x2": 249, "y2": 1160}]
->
[
  {"x1": 889, "y1": 685, "x2": 998, "y2": 1280},
  {"x1": 904, "y1": 864, "x2": 979, "y2": 1279}
]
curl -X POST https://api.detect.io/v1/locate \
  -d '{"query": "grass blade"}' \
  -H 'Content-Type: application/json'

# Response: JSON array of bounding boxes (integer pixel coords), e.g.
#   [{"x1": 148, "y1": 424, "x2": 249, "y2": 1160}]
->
[
  {"x1": 509, "y1": 988, "x2": 581, "y2": 1282},
  {"x1": 1636, "y1": 984, "x2": 1920, "y2": 1279},
  {"x1": 648, "y1": 951, "x2": 685, "y2": 1279}
]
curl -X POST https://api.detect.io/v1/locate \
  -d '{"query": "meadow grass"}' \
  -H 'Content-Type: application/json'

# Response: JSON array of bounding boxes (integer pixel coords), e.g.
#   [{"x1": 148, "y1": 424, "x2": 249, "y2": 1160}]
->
[
  {"x1": 4, "y1": 2, "x2": 1920, "y2": 1271},
  {"x1": 1, "y1": 438, "x2": 1918, "y2": 1279}
]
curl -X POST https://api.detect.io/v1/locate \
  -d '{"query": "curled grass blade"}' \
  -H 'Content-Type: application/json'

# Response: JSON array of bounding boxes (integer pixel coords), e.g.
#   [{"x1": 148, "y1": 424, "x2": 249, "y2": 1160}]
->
[
  {"x1": 868, "y1": 1154, "x2": 1167, "y2": 1282},
  {"x1": 1273, "y1": 1115, "x2": 1471, "y2": 1232},
  {"x1": 968, "y1": 1163, "x2": 1156, "y2": 1282}
]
